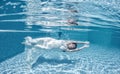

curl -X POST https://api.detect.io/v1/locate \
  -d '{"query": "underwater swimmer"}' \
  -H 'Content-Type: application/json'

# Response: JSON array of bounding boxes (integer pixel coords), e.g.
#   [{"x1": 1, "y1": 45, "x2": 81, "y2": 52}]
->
[
  {"x1": 24, "y1": 36, "x2": 90, "y2": 52},
  {"x1": 23, "y1": 36, "x2": 90, "y2": 66}
]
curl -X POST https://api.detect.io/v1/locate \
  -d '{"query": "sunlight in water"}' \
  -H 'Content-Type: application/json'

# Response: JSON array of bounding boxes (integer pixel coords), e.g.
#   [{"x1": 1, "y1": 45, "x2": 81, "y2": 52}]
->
[{"x1": 0, "y1": 0, "x2": 120, "y2": 74}]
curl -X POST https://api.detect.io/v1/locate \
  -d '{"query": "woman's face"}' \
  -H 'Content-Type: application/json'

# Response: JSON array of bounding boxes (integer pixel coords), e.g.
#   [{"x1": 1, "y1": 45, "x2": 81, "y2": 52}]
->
[{"x1": 67, "y1": 43, "x2": 77, "y2": 50}]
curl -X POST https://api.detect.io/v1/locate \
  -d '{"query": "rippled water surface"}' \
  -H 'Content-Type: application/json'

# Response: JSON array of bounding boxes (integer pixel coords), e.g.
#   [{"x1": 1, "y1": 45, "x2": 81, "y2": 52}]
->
[{"x1": 0, "y1": 0, "x2": 120, "y2": 74}]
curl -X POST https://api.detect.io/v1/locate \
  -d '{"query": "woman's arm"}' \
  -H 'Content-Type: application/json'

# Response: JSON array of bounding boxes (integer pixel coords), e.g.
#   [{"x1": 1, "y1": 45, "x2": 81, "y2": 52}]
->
[
  {"x1": 65, "y1": 40, "x2": 89, "y2": 44},
  {"x1": 76, "y1": 41, "x2": 90, "y2": 44}
]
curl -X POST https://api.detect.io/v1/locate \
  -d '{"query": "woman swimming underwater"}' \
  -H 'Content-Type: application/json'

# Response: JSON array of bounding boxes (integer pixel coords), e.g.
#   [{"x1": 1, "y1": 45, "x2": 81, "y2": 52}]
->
[
  {"x1": 24, "y1": 36, "x2": 90, "y2": 52},
  {"x1": 23, "y1": 36, "x2": 90, "y2": 66}
]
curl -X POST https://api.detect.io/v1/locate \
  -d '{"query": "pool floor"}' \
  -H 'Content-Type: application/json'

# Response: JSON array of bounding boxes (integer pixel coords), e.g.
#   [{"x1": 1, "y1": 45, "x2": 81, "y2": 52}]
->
[{"x1": 0, "y1": 44, "x2": 120, "y2": 74}]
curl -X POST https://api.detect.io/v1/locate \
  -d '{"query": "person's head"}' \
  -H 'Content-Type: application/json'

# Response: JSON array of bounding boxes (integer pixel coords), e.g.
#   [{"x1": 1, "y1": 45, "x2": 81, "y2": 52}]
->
[
  {"x1": 67, "y1": 42, "x2": 77, "y2": 50},
  {"x1": 70, "y1": 10, "x2": 78, "y2": 13},
  {"x1": 68, "y1": 19, "x2": 75, "y2": 23},
  {"x1": 68, "y1": 19, "x2": 78, "y2": 25}
]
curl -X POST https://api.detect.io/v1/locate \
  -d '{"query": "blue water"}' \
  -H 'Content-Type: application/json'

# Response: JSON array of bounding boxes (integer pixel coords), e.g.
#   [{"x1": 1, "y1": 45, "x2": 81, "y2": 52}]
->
[{"x1": 0, "y1": 0, "x2": 120, "y2": 74}]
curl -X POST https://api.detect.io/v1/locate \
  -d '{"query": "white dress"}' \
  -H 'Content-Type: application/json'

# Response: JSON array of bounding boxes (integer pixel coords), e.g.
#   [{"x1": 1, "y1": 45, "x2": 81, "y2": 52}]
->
[
  {"x1": 24, "y1": 36, "x2": 89, "y2": 66},
  {"x1": 25, "y1": 37, "x2": 67, "y2": 50},
  {"x1": 24, "y1": 37, "x2": 67, "y2": 65}
]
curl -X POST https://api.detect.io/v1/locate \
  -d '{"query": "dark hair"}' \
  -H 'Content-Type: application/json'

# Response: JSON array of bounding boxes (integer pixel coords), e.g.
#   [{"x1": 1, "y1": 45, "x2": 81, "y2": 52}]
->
[{"x1": 67, "y1": 42, "x2": 77, "y2": 50}]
